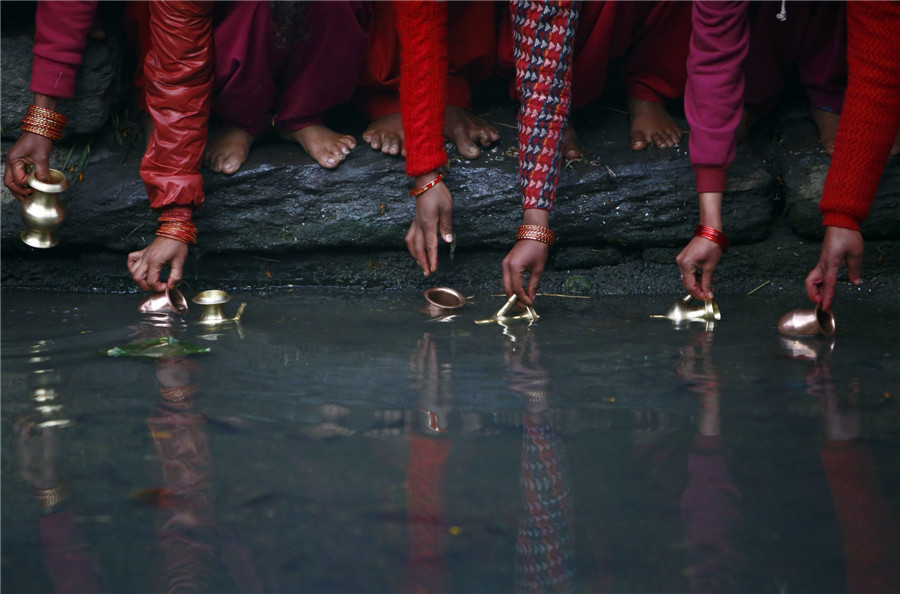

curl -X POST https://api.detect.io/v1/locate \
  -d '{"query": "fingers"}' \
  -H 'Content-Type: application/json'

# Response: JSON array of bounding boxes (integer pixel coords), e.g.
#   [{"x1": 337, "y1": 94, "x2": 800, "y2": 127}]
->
[
  {"x1": 405, "y1": 227, "x2": 430, "y2": 276},
  {"x1": 167, "y1": 256, "x2": 184, "y2": 289},
  {"x1": 525, "y1": 265, "x2": 543, "y2": 304},
  {"x1": 501, "y1": 255, "x2": 520, "y2": 301},
  {"x1": 804, "y1": 265, "x2": 825, "y2": 305},
  {"x1": 438, "y1": 204, "x2": 453, "y2": 245},
  {"x1": 700, "y1": 265, "x2": 715, "y2": 300},
  {"x1": 425, "y1": 229, "x2": 439, "y2": 276},
  {"x1": 846, "y1": 249, "x2": 863, "y2": 286}
]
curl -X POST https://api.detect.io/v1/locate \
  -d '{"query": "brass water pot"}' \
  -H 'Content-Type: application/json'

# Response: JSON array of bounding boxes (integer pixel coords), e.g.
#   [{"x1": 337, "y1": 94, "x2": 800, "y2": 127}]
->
[
  {"x1": 21, "y1": 169, "x2": 68, "y2": 248},
  {"x1": 777, "y1": 305, "x2": 835, "y2": 337},
  {"x1": 192, "y1": 290, "x2": 246, "y2": 325},
  {"x1": 138, "y1": 288, "x2": 189, "y2": 315}
]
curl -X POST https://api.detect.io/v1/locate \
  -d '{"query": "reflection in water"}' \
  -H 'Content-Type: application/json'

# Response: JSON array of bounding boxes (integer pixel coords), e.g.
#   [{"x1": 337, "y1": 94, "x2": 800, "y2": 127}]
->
[
  {"x1": 678, "y1": 331, "x2": 745, "y2": 593},
  {"x1": 809, "y1": 362, "x2": 900, "y2": 593},
  {"x1": 404, "y1": 333, "x2": 453, "y2": 594},
  {"x1": 4, "y1": 291, "x2": 899, "y2": 592},
  {"x1": 506, "y1": 330, "x2": 575, "y2": 594}
]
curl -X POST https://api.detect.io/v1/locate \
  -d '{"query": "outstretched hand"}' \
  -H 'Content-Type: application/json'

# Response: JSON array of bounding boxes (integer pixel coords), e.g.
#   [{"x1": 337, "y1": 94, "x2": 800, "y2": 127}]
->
[
  {"x1": 127, "y1": 236, "x2": 189, "y2": 292},
  {"x1": 804, "y1": 226, "x2": 863, "y2": 312},
  {"x1": 3, "y1": 132, "x2": 53, "y2": 201},
  {"x1": 405, "y1": 175, "x2": 453, "y2": 276},
  {"x1": 502, "y1": 239, "x2": 549, "y2": 306},
  {"x1": 676, "y1": 235, "x2": 723, "y2": 300}
]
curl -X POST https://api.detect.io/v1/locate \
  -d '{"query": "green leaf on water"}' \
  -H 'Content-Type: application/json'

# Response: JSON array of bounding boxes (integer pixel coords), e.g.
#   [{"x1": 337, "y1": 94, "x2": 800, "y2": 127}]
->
[{"x1": 101, "y1": 337, "x2": 211, "y2": 359}]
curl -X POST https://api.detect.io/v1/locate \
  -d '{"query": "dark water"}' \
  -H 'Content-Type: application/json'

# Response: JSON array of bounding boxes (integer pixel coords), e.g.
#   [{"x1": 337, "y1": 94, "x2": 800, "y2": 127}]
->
[{"x1": 2, "y1": 289, "x2": 899, "y2": 593}]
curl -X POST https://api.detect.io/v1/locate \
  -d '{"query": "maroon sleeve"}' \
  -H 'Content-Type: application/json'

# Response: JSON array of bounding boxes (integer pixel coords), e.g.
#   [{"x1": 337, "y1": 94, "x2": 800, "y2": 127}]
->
[
  {"x1": 30, "y1": 1, "x2": 98, "y2": 99},
  {"x1": 396, "y1": 1, "x2": 448, "y2": 178},
  {"x1": 685, "y1": 1, "x2": 748, "y2": 194},
  {"x1": 139, "y1": 1, "x2": 214, "y2": 215},
  {"x1": 818, "y1": 1, "x2": 900, "y2": 231}
]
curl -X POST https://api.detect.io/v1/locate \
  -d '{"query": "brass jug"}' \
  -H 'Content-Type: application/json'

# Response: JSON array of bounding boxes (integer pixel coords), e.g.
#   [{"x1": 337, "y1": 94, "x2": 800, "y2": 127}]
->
[
  {"x1": 777, "y1": 305, "x2": 835, "y2": 337},
  {"x1": 21, "y1": 169, "x2": 68, "y2": 248}
]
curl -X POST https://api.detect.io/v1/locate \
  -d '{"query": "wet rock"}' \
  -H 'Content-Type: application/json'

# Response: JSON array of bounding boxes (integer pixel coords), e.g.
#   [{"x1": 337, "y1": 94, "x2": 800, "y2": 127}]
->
[
  {"x1": 779, "y1": 115, "x2": 900, "y2": 240},
  {"x1": 1, "y1": 102, "x2": 898, "y2": 296}
]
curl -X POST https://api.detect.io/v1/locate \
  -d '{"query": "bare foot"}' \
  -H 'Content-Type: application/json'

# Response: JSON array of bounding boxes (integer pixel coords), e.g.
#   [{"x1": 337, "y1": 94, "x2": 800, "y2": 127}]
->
[
  {"x1": 204, "y1": 127, "x2": 255, "y2": 175},
  {"x1": 627, "y1": 98, "x2": 683, "y2": 151},
  {"x1": 362, "y1": 113, "x2": 405, "y2": 157},
  {"x1": 444, "y1": 106, "x2": 499, "y2": 159},
  {"x1": 281, "y1": 124, "x2": 355, "y2": 169},
  {"x1": 811, "y1": 107, "x2": 840, "y2": 156},
  {"x1": 562, "y1": 122, "x2": 583, "y2": 160}
]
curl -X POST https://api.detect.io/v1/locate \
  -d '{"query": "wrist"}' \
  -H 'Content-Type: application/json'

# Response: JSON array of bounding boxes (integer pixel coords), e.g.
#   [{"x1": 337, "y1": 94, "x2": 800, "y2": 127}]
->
[
  {"x1": 522, "y1": 208, "x2": 550, "y2": 227},
  {"x1": 410, "y1": 171, "x2": 445, "y2": 197}
]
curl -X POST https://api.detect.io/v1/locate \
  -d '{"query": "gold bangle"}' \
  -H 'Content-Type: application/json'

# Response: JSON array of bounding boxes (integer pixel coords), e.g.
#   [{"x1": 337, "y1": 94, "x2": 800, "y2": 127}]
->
[
  {"x1": 516, "y1": 224, "x2": 555, "y2": 246},
  {"x1": 33, "y1": 485, "x2": 69, "y2": 510},
  {"x1": 409, "y1": 172, "x2": 445, "y2": 197}
]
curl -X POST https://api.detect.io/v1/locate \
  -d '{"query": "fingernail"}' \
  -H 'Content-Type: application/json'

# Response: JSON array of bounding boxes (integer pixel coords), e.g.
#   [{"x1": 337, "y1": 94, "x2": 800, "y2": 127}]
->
[{"x1": 444, "y1": 234, "x2": 453, "y2": 243}]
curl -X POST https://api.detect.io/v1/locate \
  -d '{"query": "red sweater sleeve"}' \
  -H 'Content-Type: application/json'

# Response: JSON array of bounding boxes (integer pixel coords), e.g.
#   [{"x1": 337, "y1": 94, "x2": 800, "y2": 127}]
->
[
  {"x1": 139, "y1": 1, "x2": 214, "y2": 215},
  {"x1": 818, "y1": 1, "x2": 900, "y2": 231},
  {"x1": 513, "y1": 1, "x2": 580, "y2": 211},
  {"x1": 685, "y1": 1, "x2": 748, "y2": 194},
  {"x1": 30, "y1": 1, "x2": 98, "y2": 99},
  {"x1": 396, "y1": 1, "x2": 448, "y2": 178}
]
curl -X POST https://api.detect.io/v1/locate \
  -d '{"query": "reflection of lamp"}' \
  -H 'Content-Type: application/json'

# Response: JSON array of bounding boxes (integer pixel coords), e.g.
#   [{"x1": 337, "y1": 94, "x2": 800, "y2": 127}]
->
[
  {"x1": 20, "y1": 169, "x2": 68, "y2": 248},
  {"x1": 29, "y1": 371, "x2": 72, "y2": 429}
]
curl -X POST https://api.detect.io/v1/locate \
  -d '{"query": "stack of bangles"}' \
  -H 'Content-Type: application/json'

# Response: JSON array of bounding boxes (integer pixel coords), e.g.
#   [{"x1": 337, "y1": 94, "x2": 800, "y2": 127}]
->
[
  {"x1": 693, "y1": 225, "x2": 729, "y2": 253},
  {"x1": 156, "y1": 217, "x2": 198, "y2": 245},
  {"x1": 20, "y1": 105, "x2": 66, "y2": 141},
  {"x1": 409, "y1": 172, "x2": 445, "y2": 197},
  {"x1": 516, "y1": 224, "x2": 555, "y2": 246}
]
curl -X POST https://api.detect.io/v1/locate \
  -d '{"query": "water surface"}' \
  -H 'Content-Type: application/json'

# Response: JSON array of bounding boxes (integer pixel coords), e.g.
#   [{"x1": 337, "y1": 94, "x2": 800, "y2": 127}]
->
[{"x1": 2, "y1": 289, "x2": 898, "y2": 593}]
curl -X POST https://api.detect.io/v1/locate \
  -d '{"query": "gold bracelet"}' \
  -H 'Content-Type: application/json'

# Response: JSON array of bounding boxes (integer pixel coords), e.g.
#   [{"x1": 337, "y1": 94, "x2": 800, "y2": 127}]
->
[
  {"x1": 409, "y1": 172, "x2": 445, "y2": 197},
  {"x1": 516, "y1": 224, "x2": 555, "y2": 246},
  {"x1": 33, "y1": 485, "x2": 69, "y2": 510}
]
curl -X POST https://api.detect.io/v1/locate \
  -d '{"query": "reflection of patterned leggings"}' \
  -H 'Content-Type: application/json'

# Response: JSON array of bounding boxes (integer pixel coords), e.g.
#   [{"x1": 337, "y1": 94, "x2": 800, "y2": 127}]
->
[
  {"x1": 515, "y1": 417, "x2": 575, "y2": 593},
  {"x1": 512, "y1": 0, "x2": 581, "y2": 211}
]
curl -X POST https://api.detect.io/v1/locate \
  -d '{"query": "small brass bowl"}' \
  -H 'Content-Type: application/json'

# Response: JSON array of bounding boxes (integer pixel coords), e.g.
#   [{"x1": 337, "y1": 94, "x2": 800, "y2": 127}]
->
[
  {"x1": 424, "y1": 287, "x2": 466, "y2": 310},
  {"x1": 138, "y1": 288, "x2": 189, "y2": 315},
  {"x1": 777, "y1": 305, "x2": 835, "y2": 337}
]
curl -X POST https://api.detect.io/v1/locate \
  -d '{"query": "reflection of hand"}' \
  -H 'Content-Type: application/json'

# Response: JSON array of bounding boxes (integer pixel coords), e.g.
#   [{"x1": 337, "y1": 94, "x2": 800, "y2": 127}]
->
[
  {"x1": 676, "y1": 236, "x2": 722, "y2": 300},
  {"x1": 3, "y1": 132, "x2": 53, "y2": 201},
  {"x1": 809, "y1": 364, "x2": 861, "y2": 441},
  {"x1": 677, "y1": 331, "x2": 721, "y2": 437},
  {"x1": 406, "y1": 174, "x2": 453, "y2": 277},
  {"x1": 410, "y1": 333, "x2": 453, "y2": 426},
  {"x1": 804, "y1": 226, "x2": 864, "y2": 312},
  {"x1": 127, "y1": 236, "x2": 189, "y2": 292},
  {"x1": 15, "y1": 416, "x2": 59, "y2": 490}
]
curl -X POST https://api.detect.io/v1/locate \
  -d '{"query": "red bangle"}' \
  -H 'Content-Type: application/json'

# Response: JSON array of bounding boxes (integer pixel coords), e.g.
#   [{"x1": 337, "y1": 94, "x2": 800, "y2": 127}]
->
[
  {"x1": 409, "y1": 172, "x2": 445, "y2": 197},
  {"x1": 516, "y1": 224, "x2": 555, "y2": 246},
  {"x1": 693, "y1": 225, "x2": 729, "y2": 253},
  {"x1": 156, "y1": 220, "x2": 197, "y2": 245}
]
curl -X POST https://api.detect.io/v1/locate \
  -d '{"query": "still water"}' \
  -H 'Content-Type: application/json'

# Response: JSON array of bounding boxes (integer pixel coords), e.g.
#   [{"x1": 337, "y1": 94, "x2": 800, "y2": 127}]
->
[{"x1": 2, "y1": 288, "x2": 898, "y2": 593}]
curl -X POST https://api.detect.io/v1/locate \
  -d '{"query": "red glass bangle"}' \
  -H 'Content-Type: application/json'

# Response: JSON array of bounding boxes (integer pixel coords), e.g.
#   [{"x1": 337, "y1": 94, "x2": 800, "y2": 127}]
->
[
  {"x1": 516, "y1": 224, "x2": 555, "y2": 246},
  {"x1": 409, "y1": 172, "x2": 445, "y2": 197},
  {"x1": 693, "y1": 225, "x2": 729, "y2": 253}
]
